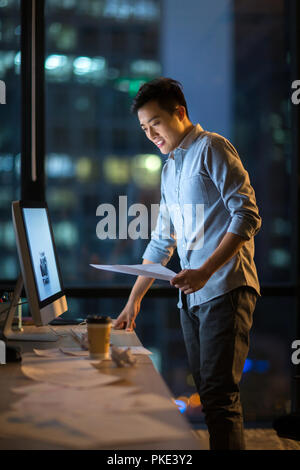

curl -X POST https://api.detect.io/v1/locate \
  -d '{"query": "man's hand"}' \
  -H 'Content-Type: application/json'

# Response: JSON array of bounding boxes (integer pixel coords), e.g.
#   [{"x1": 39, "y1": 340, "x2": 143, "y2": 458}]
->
[
  {"x1": 113, "y1": 300, "x2": 141, "y2": 332},
  {"x1": 170, "y1": 233, "x2": 247, "y2": 295},
  {"x1": 170, "y1": 267, "x2": 211, "y2": 294}
]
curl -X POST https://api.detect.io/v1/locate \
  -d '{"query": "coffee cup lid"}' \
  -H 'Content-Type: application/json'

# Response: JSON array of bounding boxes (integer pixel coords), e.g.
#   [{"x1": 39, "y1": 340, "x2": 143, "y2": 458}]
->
[{"x1": 86, "y1": 315, "x2": 112, "y2": 324}]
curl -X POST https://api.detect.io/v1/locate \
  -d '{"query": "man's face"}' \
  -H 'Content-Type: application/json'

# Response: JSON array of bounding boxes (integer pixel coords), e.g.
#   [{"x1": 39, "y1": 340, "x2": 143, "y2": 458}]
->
[{"x1": 138, "y1": 100, "x2": 186, "y2": 155}]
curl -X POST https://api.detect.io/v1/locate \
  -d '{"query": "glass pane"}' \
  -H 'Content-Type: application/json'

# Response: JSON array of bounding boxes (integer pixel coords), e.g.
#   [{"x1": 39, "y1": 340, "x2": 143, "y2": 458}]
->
[
  {"x1": 0, "y1": 0, "x2": 21, "y2": 280},
  {"x1": 233, "y1": 0, "x2": 292, "y2": 284},
  {"x1": 44, "y1": 0, "x2": 293, "y2": 288},
  {"x1": 45, "y1": 0, "x2": 162, "y2": 287}
]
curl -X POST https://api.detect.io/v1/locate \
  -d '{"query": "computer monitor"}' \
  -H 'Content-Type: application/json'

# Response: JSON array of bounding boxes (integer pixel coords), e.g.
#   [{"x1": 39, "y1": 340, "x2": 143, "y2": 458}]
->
[{"x1": 2, "y1": 201, "x2": 67, "y2": 341}]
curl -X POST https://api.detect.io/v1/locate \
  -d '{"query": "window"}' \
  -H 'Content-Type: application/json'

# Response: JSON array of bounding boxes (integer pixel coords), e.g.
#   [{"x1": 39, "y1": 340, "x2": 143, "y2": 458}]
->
[
  {"x1": 45, "y1": 0, "x2": 162, "y2": 287},
  {"x1": 0, "y1": 0, "x2": 21, "y2": 280}
]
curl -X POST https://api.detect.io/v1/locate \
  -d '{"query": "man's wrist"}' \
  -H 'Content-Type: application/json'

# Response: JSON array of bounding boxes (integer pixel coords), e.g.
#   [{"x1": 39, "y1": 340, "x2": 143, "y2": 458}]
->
[
  {"x1": 197, "y1": 262, "x2": 215, "y2": 281},
  {"x1": 127, "y1": 295, "x2": 141, "y2": 307}
]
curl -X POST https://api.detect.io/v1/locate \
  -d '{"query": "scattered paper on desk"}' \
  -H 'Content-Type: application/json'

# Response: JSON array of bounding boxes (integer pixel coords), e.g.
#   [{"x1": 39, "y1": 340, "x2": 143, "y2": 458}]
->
[
  {"x1": 11, "y1": 382, "x2": 62, "y2": 396},
  {"x1": 116, "y1": 392, "x2": 177, "y2": 413},
  {"x1": 110, "y1": 345, "x2": 136, "y2": 367},
  {"x1": 21, "y1": 353, "x2": 120, "y2": 388},
  {"x1": 90, "y1": 263, "x2": 176, "y2": 281},
  {"x1": 0, "y1": 411, "x2": 100, "y2": 449},
  {"x1": 0, "y1": 386, "x2": 185, "y2": 448},
  {"x1": 59, "y1": 410, "x2": 186, "y2": 446},
  {"x1": 117, "y1": 346, "x2": 152, "y2": 355},
  {"x1": 5, "y1": 378, "x2": 190, "y2": 448},
  {"x1": 33, "y1": 348, "x2": 62, "y2": 358},
  {"x1": 33, "y1": 348, "x2": 89, "y2": 358},
  {"x1": 60, "y1": 348, "x2": 89, "y2": 357},
  {"x1": 70, "y1": 329, "x2": 88, "y2": 349}
]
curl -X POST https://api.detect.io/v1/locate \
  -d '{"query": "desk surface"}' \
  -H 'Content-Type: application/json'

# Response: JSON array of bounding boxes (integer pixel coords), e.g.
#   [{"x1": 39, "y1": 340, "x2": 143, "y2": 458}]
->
[{"x1": 0, "y1": 326, "x2": 204, "y2": 450}]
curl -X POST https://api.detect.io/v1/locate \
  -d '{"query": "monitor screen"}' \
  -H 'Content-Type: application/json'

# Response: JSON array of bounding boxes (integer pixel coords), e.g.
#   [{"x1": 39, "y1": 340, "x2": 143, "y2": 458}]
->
[
  {"x1": 6, "y1": 201, "x2": 67, "y2": 339},
  {"x1": 22, "y1": 207, "x2": 62, "y2": 302}
]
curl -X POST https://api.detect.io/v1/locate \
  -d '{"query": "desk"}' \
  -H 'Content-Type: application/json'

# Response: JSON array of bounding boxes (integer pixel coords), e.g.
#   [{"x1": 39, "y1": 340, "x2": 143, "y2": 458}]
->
[{"x1": 0, "y1": 326, "x2": 205, "y2": 450}]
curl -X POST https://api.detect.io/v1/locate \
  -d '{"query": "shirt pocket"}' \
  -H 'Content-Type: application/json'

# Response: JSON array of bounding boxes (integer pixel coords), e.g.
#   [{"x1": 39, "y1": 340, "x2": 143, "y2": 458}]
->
[{"x1": 179, "y1": 174, "x2": 209, "y2": 205}]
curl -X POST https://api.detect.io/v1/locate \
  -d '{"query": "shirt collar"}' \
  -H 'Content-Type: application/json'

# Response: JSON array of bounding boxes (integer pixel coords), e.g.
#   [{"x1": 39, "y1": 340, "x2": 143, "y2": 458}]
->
[{"x1": 169, "y1": 123, "x2": 204, "y2": 159}]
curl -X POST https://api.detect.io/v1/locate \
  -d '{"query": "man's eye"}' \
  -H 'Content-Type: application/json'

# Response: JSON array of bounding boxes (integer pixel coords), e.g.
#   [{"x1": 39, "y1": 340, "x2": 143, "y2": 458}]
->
[{"x1": 153, "y1": 122, "x2": 160, "y2": 126}]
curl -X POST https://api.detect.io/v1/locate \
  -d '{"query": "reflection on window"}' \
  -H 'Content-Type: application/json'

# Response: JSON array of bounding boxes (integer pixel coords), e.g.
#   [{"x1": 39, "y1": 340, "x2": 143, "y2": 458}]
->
[
  {"x1": 103, "y1": 157, "x2": 130, "y2": 185},
  {"x1": 46, "y1": 153, "x2": 75, "y2": 178},
  {"x1": 0, "y1": 0, "x2": 20, "y2": 281},
  {"x1": 45, "y1": 0, "x2": 162, "y2": 286},
  {"x1": 131, "y1": 154, "x2": 162, "y2": 188},
  {"x1": 47, "y1": 0, "x2": 160, "y2": 21},
  {"x1": 48, "y1": 188, "x2": 77, "y2": 209},
  {"x1": 53, "y1": 221, "x2": 78, "y2": 247},
  {"x1": 233, "y1": 0, "x2": 292, "y2": 283}
]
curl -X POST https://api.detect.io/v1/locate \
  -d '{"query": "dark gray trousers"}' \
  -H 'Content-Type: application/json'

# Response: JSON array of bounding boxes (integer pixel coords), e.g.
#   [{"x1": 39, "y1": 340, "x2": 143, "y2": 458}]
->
[{"x1": 180, "y1": 286, "x2": 258, "y2": 450}]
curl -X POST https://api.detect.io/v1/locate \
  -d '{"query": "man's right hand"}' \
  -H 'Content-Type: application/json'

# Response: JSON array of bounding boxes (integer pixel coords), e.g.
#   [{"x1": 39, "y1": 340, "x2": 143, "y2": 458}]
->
[
  {"x1": 113, "y1": 300, "x2": 141, "y2": 332},
  {"x1": 113, "y1": 259, "x2": 155, "y2": 332}
]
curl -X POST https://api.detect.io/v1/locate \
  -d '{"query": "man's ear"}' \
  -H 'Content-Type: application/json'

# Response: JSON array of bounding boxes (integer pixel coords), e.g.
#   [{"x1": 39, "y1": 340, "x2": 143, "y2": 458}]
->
[{"x1": 176, "y1": 105, "x2": 186, "y2": 121}]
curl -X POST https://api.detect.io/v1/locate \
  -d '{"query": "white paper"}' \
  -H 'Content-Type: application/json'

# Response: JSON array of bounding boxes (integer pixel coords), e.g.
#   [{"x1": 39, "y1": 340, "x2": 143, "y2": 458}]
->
[
  {"x1": 11, "y1": 383, "x2": 62, "y2": 395},
  {"x1": 6, "y1": 380, "x2": 191, "y2": 448},
  {"x1": 117, "y1": 346, "x2": 152, "y2": 355},
  {"x1": 60, "y1": 348, "x2": 89, "y2": 357},
  {"x1": 0, "y1": 409, "x2": 105, "y2": 448},
  {"x1": 59, "y1": 410, "x2": 186, "y2": 446},
  {"x1": 90, "y1": 263, "x2": 176, "y2": 281},
  {"x1": 21, "y1": 354, "x2": 120, "y2": 388},
  {"x1": 33, "y1": 348, "x2": 62, "y2": 358},
  {"x1": 33, "y1": 348, "x2": 89, "y2": 358},
  {"x1": 6, "y1": 383, "x2": 180, "y2": 447}
]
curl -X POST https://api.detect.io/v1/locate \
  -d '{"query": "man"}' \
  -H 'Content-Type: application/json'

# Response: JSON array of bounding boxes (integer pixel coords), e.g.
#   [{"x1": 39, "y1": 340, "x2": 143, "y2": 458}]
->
[{"x1": 114, "y1": 77, "x2": 261, "y2": 450}]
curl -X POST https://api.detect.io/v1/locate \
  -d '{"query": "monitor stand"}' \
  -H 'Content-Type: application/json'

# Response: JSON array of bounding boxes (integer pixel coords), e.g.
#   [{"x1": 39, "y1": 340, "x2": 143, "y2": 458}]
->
[{"x1": 2, "y1": 275, "x2": 58, "y2": 342}]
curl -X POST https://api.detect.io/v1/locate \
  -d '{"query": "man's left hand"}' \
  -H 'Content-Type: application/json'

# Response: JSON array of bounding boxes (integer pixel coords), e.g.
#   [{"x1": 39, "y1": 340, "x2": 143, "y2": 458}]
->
[{"x1": 170, "y1": 267, "x2": 211, "y2": 294}]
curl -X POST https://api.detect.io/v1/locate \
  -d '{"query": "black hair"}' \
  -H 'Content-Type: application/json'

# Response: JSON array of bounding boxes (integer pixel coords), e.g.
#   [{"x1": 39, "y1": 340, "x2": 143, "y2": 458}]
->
[{"x1": 130, "y1": 77, "x2": 189, "y2": 118}]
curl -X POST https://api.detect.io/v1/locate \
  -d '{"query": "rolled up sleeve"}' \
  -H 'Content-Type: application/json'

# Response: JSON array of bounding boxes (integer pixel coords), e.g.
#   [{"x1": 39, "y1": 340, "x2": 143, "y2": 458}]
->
[
  {"x1": 142, "y1": 188, "x2": 177, "y2": 266},
  {"x1": 204, "y1": 136, "x2": 262, "y2": 240}
]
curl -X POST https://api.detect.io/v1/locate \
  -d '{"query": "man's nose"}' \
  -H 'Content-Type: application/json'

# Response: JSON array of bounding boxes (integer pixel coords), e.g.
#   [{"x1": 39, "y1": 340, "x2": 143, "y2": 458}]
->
[{"x1": 148, "y1": 127, "x2": 158, "y2": 140}]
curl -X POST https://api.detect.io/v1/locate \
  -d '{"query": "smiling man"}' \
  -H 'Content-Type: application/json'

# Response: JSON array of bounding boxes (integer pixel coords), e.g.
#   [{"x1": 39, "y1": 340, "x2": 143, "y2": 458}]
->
[{"x1": 114, "y1": 77, "x2": 262, "y2": 450}]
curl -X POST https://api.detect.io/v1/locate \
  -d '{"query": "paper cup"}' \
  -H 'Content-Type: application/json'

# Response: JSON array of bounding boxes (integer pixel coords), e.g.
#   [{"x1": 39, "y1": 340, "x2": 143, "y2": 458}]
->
[{"x1": 87, "y1": 315, "x2": 112, "y2": 359}]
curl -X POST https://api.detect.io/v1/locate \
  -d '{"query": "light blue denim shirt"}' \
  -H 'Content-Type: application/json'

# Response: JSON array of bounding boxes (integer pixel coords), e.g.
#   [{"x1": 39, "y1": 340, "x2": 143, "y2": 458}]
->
[{"x1": 142, "y1": 124, "x2": 262, "y2": 309}]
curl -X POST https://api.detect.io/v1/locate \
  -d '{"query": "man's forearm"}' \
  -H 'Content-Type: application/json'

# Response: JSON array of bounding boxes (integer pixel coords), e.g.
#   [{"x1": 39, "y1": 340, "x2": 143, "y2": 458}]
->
[
  {"x1": 170, "y1": 232, "x2": 247, "y2": 295},
  {"x1": 201, "y1": 231, "x2": 247, "y2": 278},
  {"x1": 127, "y1": 259, "x2": 156, "y2": 304}
]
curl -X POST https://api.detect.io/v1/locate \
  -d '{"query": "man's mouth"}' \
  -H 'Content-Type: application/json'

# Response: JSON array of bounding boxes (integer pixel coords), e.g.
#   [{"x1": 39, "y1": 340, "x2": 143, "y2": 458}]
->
[{"x1": 155, "y1": 139, "x2": 165, "y2": 148}]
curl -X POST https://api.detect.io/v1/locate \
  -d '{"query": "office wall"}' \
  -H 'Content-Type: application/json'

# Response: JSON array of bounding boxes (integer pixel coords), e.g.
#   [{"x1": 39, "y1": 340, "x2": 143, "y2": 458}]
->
[{"x1": 161, "y1": 0, "x2": 233, "y2": 139}]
